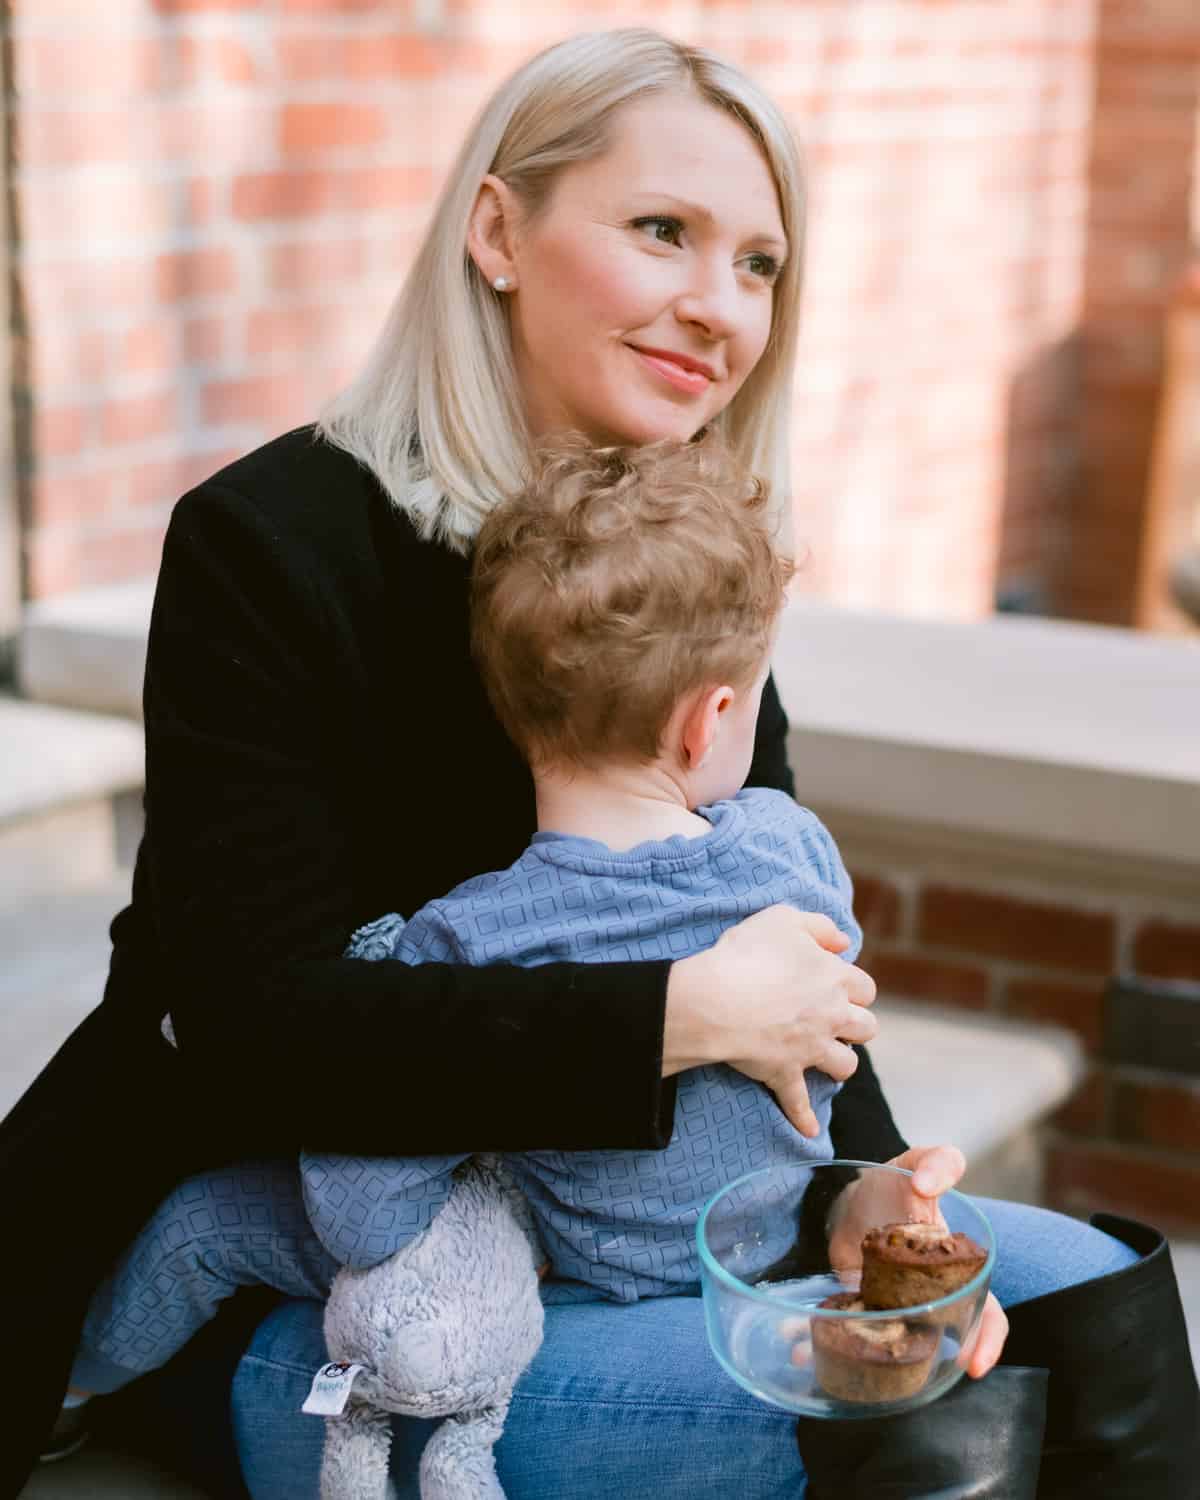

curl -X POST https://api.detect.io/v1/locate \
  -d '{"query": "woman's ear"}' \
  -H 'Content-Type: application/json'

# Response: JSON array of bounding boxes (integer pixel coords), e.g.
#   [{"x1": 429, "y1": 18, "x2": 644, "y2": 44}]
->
[
  {"x1": 467, "y1": 173, "x2": 520, "y2": 290},
  {"x1": 681, "y1": 685, "x2": 735, "y2": 770}
]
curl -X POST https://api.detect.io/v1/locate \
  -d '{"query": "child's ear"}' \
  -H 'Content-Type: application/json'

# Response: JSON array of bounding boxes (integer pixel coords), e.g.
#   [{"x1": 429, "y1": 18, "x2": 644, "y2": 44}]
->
[{"x1": 681, "y1": 685, "x2": 735, "y2": 769}]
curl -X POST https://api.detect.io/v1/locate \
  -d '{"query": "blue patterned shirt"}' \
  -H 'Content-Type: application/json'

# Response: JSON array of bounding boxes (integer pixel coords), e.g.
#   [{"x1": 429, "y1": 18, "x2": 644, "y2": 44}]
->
[{"x1": 301, "y1": 787, "x2": 861, "y2": 1302}]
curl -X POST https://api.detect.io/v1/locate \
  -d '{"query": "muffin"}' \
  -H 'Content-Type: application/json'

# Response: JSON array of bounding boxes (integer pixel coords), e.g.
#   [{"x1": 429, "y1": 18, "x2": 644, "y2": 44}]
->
[
  {"x1": 860, "y1": 1221, "x2": 987, "y2": 1313},
  {"x1": 810, "y1": 1291, "x2": 939, "y2": 1403}
]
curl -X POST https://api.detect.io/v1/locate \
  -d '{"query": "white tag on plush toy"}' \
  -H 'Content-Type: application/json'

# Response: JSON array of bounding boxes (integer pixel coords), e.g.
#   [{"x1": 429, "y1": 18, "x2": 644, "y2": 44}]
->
[{"x1": 301, "y1": 1361, "x2": 365, "y2": 1416}]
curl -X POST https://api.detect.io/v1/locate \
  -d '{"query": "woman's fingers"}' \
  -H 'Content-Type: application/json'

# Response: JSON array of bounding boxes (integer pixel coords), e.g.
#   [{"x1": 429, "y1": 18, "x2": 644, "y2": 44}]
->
[
  {"x1": 842, "y1": 963, "x2": 877, "y2": 1008},
  {"x1": 901, "y1": 1144, "x2": 968, "y2": 1198},
  {"x1": 889, "y1": 1146, "x2": 1008, "y2": 1376},
  {"x1": 837, "y1": 999, "x2": 878, "y2": 1046},
  {"x1": 962, "y1": 1294, "x2": 1009, "y2": 1377},
  {"x1": 667, "y1": 905, "x2": 884, "y2": 1118},
  {"x1": 775, "y1": 1074, "x2": 819, "y2": 1138},
  {"x1": 825, "y1": 1144, "x2": 1010, "y2": 1380},
  {"x1": 818, "y1": 1039, "x2": 861, "y2": 1083},
  {"x1": 793, "y1": 911, "x2": 851, "y2": 953}
]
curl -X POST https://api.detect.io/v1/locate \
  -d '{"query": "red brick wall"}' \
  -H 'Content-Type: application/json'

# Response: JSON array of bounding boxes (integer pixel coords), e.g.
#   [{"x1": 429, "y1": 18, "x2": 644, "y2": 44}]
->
[
  {"x1": 1064, "y1": 0, "x2": 1200, "y2": 623},
  {"x1": 9, "y1": 1, "x2": 1198, "y2": 619},
  {"x1": 852, "y1": 864, "x2": 1200, "y2": 1232}
]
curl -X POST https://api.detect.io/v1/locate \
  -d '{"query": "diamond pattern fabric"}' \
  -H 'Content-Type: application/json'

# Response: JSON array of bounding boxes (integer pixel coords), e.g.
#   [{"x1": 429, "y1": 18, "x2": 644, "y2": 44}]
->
[{"x1": 304, "y1": 789, "x2": 861, "y2": 1301}]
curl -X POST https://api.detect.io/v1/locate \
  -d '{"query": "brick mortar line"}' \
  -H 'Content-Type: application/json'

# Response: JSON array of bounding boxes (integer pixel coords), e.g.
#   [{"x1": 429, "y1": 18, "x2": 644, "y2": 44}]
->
[
  {"x1": 872, "y1": 938, "x2": 1199, "y2": 1002},
  {"x1": 1045, "y1": 1129, "x2": 1200, "y2": 1171},
  {"x1": 1101, "y1": 1063, "x2": 1200, "y2": 1092},
  {"x1": 851, "y1": 865, "x2": 1200, "y2": 928},
  {"x1": 875, "y1": 949, "x2": 1113, "y2": 994}
]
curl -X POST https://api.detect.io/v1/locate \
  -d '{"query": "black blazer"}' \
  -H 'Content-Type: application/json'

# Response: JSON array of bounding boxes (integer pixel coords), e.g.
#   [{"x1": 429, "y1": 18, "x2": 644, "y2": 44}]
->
[{"x1": 0, "y1": 427, "x2": 905, "y2": 1494}]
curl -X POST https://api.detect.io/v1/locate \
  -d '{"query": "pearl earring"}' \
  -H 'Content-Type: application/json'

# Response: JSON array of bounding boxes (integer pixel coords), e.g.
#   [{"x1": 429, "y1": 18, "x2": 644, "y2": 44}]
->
[{"x1": 493, "y1": 275, "x2": 512, "y2": 292}]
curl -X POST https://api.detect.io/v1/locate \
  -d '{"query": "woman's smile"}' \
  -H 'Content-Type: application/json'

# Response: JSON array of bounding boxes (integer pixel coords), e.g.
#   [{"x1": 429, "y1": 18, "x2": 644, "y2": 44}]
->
[{"x1": 627, "y1": 344, "x2": 716, "y2": 396}]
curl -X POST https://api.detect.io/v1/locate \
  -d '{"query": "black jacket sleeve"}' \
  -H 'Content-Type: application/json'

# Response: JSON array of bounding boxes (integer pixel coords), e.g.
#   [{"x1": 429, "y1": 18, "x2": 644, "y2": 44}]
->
[
  {"x1": 135, "y1": 468, "x2": 903, "y2": 1165},
  {"x1": 138, "y1": 481, "x2": 675, "y2": 1154},
  {"x1": 746, "y1": 673, "x2": 909, "y2": 1165}
]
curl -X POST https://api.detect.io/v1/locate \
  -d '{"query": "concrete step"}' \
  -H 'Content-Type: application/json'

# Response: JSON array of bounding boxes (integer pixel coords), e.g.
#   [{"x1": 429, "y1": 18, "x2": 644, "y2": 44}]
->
[
  {"x1": 0, "y1": 696, "x2": 143, "y2": 908},
  {"x1": 21, "y1": 1446, "x2": 208, "y2": 1500},
  {"x1": 2, "y1": 874, "x2": 186, "y2": 1499},
  {"x1": 1175, "y1": 1241, "x2": 1200, "y2": 1372},
  {"x1": 869, "y1": 999, "x2": 1085, "y2": 1202},
  {"x1": 1176, "y1": 1242, "x2": 1200, "y2": 1381},
  {"x1": 18, "y1": 578, "x2": 154, "y2": 720},
  {"x1": 0, "y1": 875, "x2": 131, "y2": 1121}
]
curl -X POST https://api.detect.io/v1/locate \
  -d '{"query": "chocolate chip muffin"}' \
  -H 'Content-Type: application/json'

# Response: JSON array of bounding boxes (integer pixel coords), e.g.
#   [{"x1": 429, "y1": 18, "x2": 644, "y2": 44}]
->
[
  {"x1": 860, "y1": 1221, "x2": 987, "y2": 1312},
  {"x1": 811, "y1": 1291, "x2": 939, "y2": 1402}
]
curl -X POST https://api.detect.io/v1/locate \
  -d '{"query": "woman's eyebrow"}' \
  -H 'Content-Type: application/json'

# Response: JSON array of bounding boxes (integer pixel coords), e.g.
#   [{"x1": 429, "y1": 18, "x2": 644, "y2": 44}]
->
[{"x1": 627, "y1": 192, "x2": 788, "y2": 256}]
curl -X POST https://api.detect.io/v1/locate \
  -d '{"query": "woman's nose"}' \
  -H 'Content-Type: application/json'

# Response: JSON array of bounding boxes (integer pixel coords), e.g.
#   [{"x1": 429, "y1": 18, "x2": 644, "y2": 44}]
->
[{"x1": 674, "y1": 262, "x2": 740, "y2": 343}]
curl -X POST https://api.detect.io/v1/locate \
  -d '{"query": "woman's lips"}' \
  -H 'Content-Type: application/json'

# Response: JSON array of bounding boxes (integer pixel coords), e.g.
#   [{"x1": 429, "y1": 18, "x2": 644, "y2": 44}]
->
[{"x1": 630, "y1": 347, "x2": 713, "y2": 396}]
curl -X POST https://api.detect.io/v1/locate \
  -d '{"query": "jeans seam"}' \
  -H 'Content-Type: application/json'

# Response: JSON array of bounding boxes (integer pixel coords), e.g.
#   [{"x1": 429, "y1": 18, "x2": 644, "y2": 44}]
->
[
  {"x1": 516, "y1": 1392, "x2": 797, "y2": 1419},
  {"x1": 237, "y1": 1352, "x2": 792, "y2": 1420}
]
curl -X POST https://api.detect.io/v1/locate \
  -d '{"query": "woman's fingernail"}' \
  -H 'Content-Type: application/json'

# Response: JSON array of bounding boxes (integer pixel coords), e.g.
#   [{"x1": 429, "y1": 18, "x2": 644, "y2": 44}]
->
[{"x1": 914, "y1": 1171, "x2": 937, "y2": 1194}]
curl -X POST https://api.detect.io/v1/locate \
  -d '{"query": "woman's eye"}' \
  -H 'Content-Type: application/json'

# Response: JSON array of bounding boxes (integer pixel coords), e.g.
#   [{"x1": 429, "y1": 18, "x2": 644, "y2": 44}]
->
[
  {"x1": 632, "y1": 215, "x2": 684, "y2": 247},
  {"x1": 744, "y1": 252, "x2": 781, "y2": 283}
]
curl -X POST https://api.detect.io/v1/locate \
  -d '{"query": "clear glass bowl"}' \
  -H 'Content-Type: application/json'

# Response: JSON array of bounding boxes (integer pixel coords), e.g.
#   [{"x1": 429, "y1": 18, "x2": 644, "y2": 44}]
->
[{"x1": 697, "y1": 1160, "x2": 995, "y2": 1418}]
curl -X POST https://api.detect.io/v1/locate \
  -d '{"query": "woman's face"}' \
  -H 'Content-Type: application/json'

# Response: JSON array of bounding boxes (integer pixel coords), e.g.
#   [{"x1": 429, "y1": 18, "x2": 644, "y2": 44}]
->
[{"x1": 494, "y1": 93, "x2": 788, "y2": 448}]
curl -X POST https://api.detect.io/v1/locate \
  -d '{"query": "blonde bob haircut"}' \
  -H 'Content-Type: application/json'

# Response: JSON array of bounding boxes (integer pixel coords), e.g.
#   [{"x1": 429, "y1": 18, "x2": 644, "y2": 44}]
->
[{"x1": 317, "y1": 28, "x2": 806, "y2": 551}]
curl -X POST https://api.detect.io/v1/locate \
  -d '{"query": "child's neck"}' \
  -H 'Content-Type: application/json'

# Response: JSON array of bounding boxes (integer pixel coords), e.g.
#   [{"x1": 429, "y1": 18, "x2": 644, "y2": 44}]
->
[{"x1": 534, "y1": 760, "x2": 710, "y2": 853}]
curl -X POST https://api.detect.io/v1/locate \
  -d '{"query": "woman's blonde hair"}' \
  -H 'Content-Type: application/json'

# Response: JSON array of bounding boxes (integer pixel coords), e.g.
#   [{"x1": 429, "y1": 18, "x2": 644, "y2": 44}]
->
[
  {"x1": 317, "y1": 28, "x2": 806, "y2": 551},
  {"x1": 471, "y1": 435, "x2": 794, "y2": 769}
]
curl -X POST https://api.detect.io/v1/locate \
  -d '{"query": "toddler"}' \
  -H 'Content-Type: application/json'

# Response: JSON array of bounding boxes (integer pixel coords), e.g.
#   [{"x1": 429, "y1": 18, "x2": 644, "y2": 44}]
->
[{"x1": 66, "y1": 437, "x2": 861, "y2": 1429}]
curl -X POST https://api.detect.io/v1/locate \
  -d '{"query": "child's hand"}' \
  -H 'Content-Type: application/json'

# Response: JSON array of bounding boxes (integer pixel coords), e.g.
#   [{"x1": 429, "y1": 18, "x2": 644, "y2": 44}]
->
[{"x1": 826, "y1": 1144, "x2": 1009, "y2": 1378}]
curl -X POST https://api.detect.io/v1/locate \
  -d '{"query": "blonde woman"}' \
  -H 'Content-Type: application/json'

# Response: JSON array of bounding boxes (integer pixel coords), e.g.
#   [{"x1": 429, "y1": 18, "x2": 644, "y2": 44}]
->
[{"x1": 4, "y1": 29, "x2": 1191, "y2": 1500}]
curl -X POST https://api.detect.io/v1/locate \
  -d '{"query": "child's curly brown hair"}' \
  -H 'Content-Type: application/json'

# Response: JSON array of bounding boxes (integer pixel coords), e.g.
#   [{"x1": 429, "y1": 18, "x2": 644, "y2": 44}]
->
[{"x1": 471, "y1": 435, "x2": 794, "y2": 769}]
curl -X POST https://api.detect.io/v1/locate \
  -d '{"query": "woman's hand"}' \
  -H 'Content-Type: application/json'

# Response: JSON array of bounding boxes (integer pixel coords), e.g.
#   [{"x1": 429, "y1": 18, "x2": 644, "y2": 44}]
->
[
  {"x1": 827, "y1": 1144, "x2": 1009, "y2": 1378},
  {"x1": 663, "y1": 905, "x2": 877, "y2": 1138}
]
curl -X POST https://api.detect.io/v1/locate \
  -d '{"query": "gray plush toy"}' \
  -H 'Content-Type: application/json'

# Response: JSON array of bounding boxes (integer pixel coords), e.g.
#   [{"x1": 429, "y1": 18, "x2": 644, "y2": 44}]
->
[{"x1": 314, "y1": 1154, "x2": 545, "y2": 1500}]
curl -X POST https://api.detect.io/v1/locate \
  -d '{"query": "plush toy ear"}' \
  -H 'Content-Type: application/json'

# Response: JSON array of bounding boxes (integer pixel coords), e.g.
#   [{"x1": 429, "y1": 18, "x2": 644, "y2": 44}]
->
[
  {"x1": 419, "y1": 1399, "x2": 510, "y2": 1500},
  {"x1": 321, "y1": 1399, "x2": 395, "y2": 1500}
]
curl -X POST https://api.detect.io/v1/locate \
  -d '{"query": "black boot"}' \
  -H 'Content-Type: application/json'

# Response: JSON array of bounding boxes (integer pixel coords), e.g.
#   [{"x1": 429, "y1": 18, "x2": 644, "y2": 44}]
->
[
  {"x1": 796, "y1": 1365, "x2": 1048, "y2": 1497},
  {"x1": 1001, "y1": 1212, "x2": 1200, "y2": 1499}
]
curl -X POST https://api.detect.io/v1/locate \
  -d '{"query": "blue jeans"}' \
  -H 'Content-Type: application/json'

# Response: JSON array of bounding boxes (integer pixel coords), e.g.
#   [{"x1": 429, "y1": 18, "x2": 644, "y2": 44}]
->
[{"x1": 229, "y1": 1197, "x2": 1138, "y2": 1499}]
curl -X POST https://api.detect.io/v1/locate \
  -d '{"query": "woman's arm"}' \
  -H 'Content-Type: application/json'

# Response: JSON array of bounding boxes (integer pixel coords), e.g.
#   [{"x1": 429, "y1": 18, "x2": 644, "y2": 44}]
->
[
  {"x1": 744, "y1": 671, "x2": 909, "y2": 1163},
  {"x1": 137, "y1": 477, "x2": 676, "y2": 1154},
  {"x1": 136, "y1": 460, "x2": 883, "y2": 1157}
]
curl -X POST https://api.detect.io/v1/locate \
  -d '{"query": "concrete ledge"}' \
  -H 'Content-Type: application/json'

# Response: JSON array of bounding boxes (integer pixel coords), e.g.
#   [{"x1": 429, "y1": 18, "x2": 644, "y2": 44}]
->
[
  {"x1": 19, "y1": 586, "x2": 1199, "y2": 872},
  {"x1": 0, "y1": 699, "x2": 143, "y2": 906},
  {"x1": 869, "y1": 1000, "x2": 1085, "y2": 1167},
  {"x1": 19, "y1": 579, "x2": 154, "y2": 720},
  {"x1": 0, "y1": 697, "x2": 144, "y2": 827},
  {"x1": 776, "y1": 600, "x2": 1200, "y2": 871}
]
